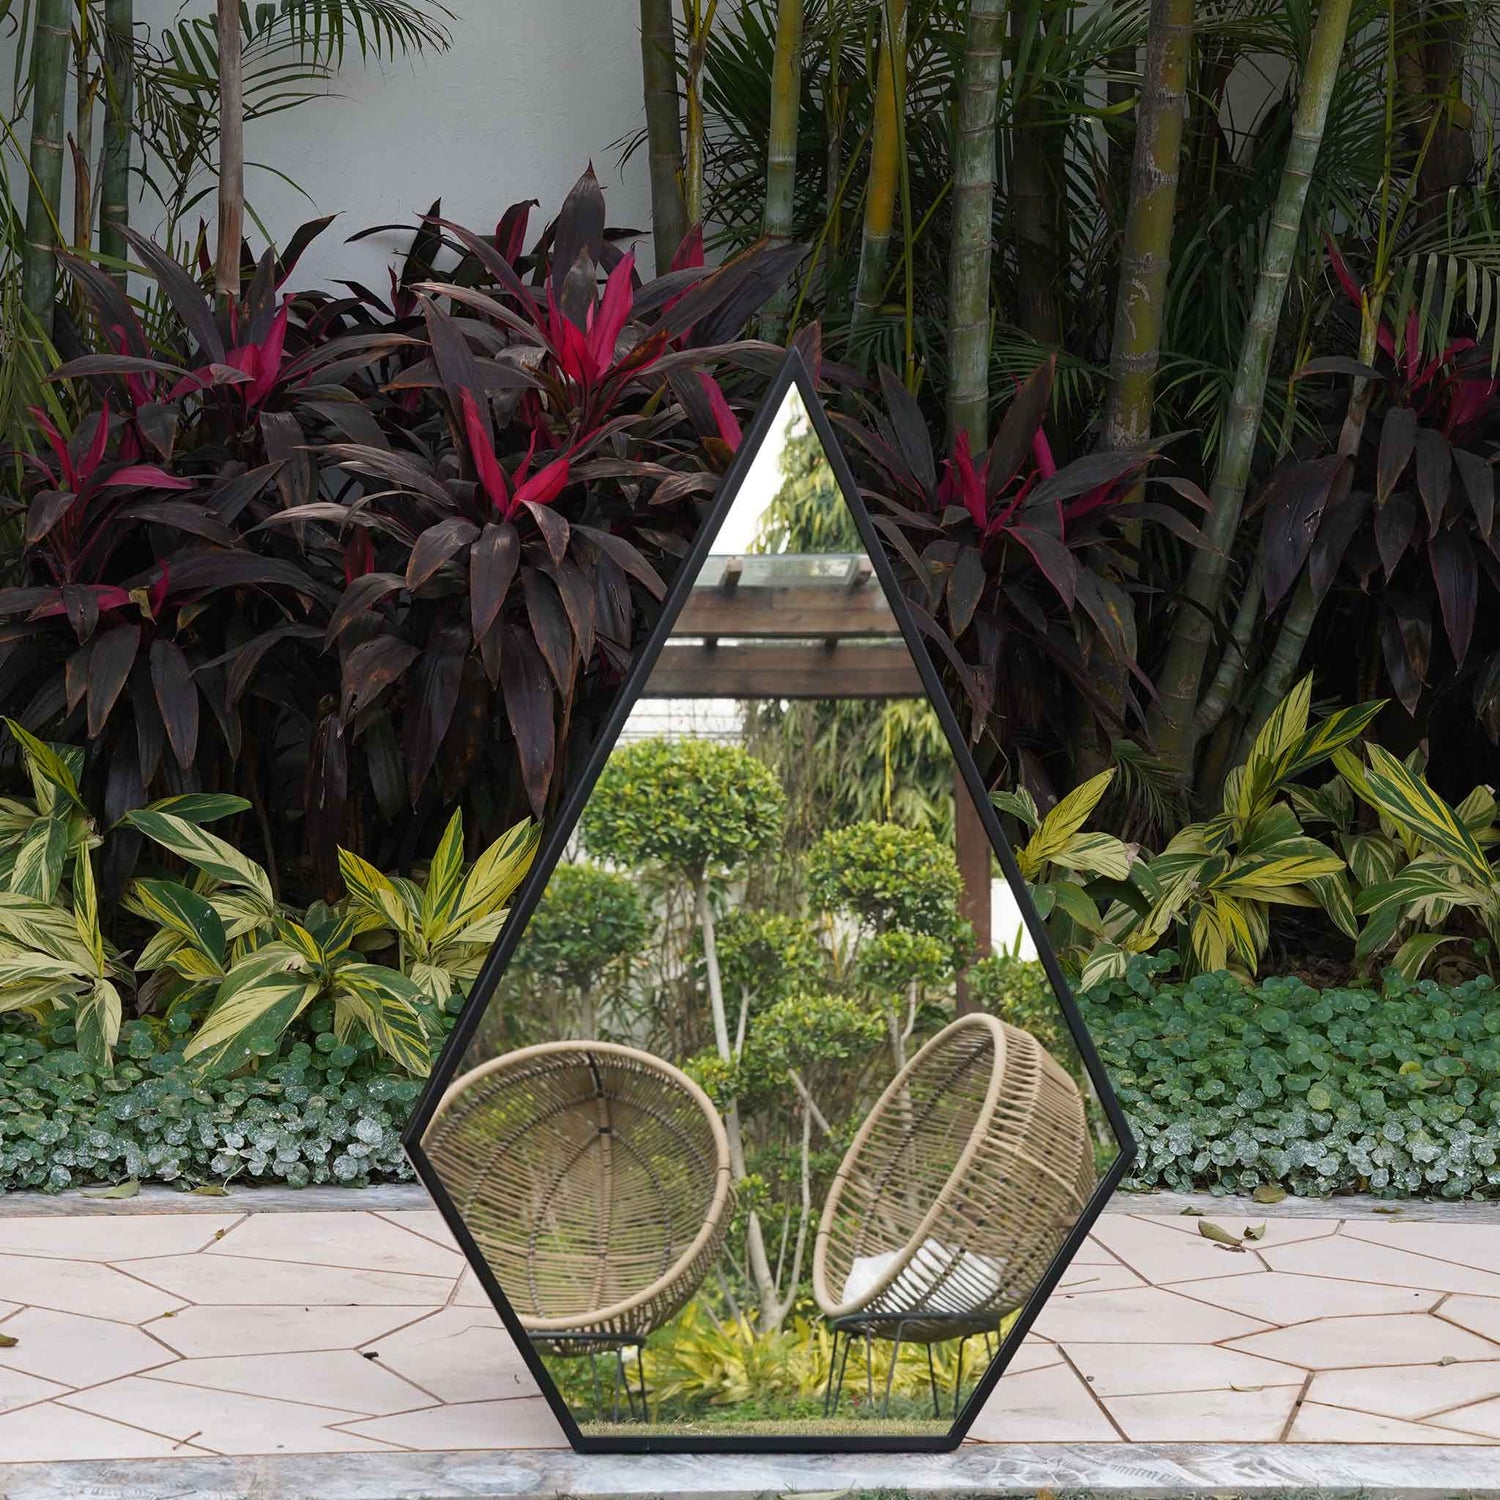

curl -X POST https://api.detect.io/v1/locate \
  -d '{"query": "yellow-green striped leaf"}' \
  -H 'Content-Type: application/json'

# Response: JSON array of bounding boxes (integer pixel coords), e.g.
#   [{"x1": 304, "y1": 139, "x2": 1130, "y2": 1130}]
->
[
  {"x1": 1278, "y1": 698, "x2": 1386, "y2": 784},
  {"x1": 3, "y1": 720, "x2": 83, "y2": 810},
  {"x1": 419, "y1": 810, "x2": 467, "y2": 939},
  {"x1": 130, "y1": 880, "x2": 227, "y2": 967},
  {"x1": 336, "y1": 963, "x2": 429, "y2": 1074},
  {"x1": 449, "y1": 819, "x2": 540, "y2": 932},
  {"x1": 1391, "y1": 932, "x2": 1458, "y2": 981},
  {"x1": 125, "y1": 810, "x2": 275, "y2": 909},
  {"x1": 1053, "y1": 830, "x2": 1134, "y2": 881},
  {"x1": 0, "y1": 892, "x2": 93, "y2": 966},
  {"x1": 1020, "y1": 771, "x2": 1116, "y2": 878},
  {"x1": 72, "y1": 848, "x2": 105, "y2": 976},
  {"x1": 337, "y1": 848, "x2": 418, "y2": 942},
  {"x1": 10, "y1": 813, "x2": 69, "y2": 902},
  {"x1": 136, "y1": 793, "x2": 252, "y2": 826},
  {"x1": 75, "y1": 977, "x2": 123, "y2": 1074},
  {"x1": 1362, "y1": 746, "x2": 1492, "y2": 882},
  {"x1": 1237, "y1": 676, "x2": 1312, "y2": 821},
  {"x1": 186, "y1": 946, "x2": 318, "y2": 1078}
]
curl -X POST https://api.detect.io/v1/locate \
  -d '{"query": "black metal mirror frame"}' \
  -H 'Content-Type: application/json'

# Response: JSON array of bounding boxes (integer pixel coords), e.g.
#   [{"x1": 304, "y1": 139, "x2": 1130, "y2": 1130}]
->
[{"x1": 402, "y1": 347, "x2": 1138, "y2": 1455}]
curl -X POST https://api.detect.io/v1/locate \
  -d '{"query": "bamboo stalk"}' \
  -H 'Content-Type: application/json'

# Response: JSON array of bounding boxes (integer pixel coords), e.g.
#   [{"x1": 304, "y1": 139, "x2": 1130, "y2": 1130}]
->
[
  {"x1": 640, "y1": 0, "x2": 687, "y2": 274},
  {"x1": 215, "y1": 0, "x2": 244, "y2": 301},
  {"x1": 100, "y1": 0, "x2": 135, "y2": 277},
  {"x1": 1010, "y1": 0, "x2": 1065, "y2": 346},
  {"x1": 1146, "y1": 0, "x2": 1356, "y2": 773},
  {"x1": 21, "y1": 0, "x2": 72, "y2": 337},
  {"x1": 683, "y1": 0, "x2": 718, "y2": 229},
  {"x1": 851, "y1": 0, "x2": 907, "y2": 335},
  {"x1": 945, "y1": 0, "x2": 1007, "y2": 448},
  {"x1": 759, "y1": 0, "x2": 806, "y2": 343},
  {"x1": 72, "y1": 8, "x2": 97, "y2": 252},
  {"x1": 1101, "y1": 0, "x2": 1194, "y2": 458}
]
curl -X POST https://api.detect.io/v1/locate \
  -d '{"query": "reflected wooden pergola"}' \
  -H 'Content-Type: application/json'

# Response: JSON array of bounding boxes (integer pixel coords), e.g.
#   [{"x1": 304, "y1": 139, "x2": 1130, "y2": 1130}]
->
[{"x1": 653, "y1": 554, "x2": 992, "y2": 987}]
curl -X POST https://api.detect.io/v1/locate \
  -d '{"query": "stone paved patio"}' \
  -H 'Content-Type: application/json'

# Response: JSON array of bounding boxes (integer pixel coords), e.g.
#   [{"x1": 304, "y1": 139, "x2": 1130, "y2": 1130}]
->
[{"x1": 0, "y1": 1191, "x2": 1498, "y2": 1462}]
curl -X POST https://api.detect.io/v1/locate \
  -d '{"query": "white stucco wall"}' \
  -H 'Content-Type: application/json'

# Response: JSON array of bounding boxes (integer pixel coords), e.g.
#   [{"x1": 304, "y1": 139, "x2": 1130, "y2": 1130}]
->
[{"x1": 5, "y1": 0, "x2": 652, "y2": 292}]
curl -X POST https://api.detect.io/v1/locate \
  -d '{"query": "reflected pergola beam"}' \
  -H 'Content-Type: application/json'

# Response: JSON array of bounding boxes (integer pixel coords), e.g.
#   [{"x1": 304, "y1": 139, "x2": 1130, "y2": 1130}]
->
[{"x1": 656, "y1": 554, "x2": 992, "y2": 986}]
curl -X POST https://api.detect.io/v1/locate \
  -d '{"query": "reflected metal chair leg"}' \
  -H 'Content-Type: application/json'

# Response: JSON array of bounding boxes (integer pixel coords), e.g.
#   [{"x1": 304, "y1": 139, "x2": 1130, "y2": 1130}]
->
[
  {"x1": 635, "y1": 1344, "x2": 649, "y2": 1424},
  {"x1": 925, "y1": 1342, "x2": 939, "y2": 1418},
  {"x1": 610, "y1": 1347, "x2": 626, "y2": 1422},
  {"x1": 864, "y1": 1333, "x2": 874, "y2": 1407},
  {"x1": 589, "y1": 1352, "x2": 603, "y2": 1422},
  {"x1": 953, "y1": 1337, "x2": 967, "y2": 1421},
  {"x1": 882, "y1": 1324, "x2": 904, "y2": 1417}
]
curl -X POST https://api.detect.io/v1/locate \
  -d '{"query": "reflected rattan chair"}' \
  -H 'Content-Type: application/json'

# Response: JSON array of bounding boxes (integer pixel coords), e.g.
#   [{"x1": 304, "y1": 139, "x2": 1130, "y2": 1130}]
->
[
  {"x1": 423, "y1": 1040, "x2": 733, "y2": 1419},
  {"x1": 812, "y1": 1013, "x2": 1096, "y2": 1418}
]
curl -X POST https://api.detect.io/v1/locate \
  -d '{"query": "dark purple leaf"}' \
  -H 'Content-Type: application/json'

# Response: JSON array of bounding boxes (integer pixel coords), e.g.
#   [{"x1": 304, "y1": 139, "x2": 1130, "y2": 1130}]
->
[
  {"x1": 403, "y1": 622, "x2": 466, "y2": 804},
  {"x1": 219, "y1": 623, "x2": 323, "y2": 706},
  {"x1": 406, "y1": 517, "x2": 479, "y2": 591},
  {"x1": 1413, "y1": 427, "x2": 1452, "y2": 528},
  {"x1": 1308, "y1": 483, "x2": 1367, "y2": 603},
  {"x1": 326, "y1": 572, "x2": 406, "y2": 645},
  {"x1": 1381, "y1": 594, "x2": 1431, "y2": 715},
  {"x1": 986, "y1": 356, "x2": 1055, "y2": 501},
  {"x1": 1006, "y1": 525, "x2": 1079, "y2": 608},
  {"x1": 946, "y1": 545, "x2": 986, "y2": 637},
  {"x1": 211, "y1": 463, "x2": 283, "y2": 524},
  {"x1": 1073, "y1": 571, "x2": 1137, "y2": 662},
  {"x1": 50, "y1": 353, "x2": 188, "y2": 381},
  {"x1": 120, "y1": 227, "x2": 225, "y2": 361},
  {"x1": 340, "y1": 637, "x2": 419, "y2": 720},
  {"x1": 574, "y1": 525, "x2": 666, "y2": 599},
  {"x1": 322, "y1": 445, "x2": 453, "y2": 510},
  {"x1": 1454, "y1": 447, "x2": 1495, "y2": 536},
  {"x1": 149, "y1": 638, "x2": 198, "y2": 770},
  {"x1": 87, "y1": 624, "x2": 140, "y2": 739},
  {"x1": 680, "y1": 242, "x2": 808, "y2": 347},
  {"x1": 501, "y1": 625, "x2": 555, "y2": 817},
  {"x1": 25, "y1": 490, "x2": 78, "y2": 546},
  {"x1": 522, "y1": 499, "x2": 570, "y2": 564},
  {"x1": 1429, "y1": 530, "x2": 1479, "y2": 666},
  {"x1": 550, "y1": 166, "x2": 607, "y2": 304},
  {"x1": 521, "y1": 568, "x2": 574, "y2": 692},
  {"x1": 61, "y1": 585, "x2": 99, "y2": 644},
  {"x1": 470, "y1": 522, "x2": 520, "y2": 641},
  {"x1": 1374, "y1": 493, "x2": 1418, "y2": 580},
  {"x1": 1292, "y1": 355, "x2": 1383, "y2": 381},
  {"x1": 1258, "y1": 456, "x2": 1343, "y2": 609},
  {"x1": 877, "y1": 365, "x2": 936, "y2": 496},
  {"x1": 260, "y1": 412, "x2": 313, "y2": 510},
  {"x1": 114, "y1": 502, "x2": 239, "y2": 545},
  {"x1": 1027, "y1": 449, "x2": 1150, "y2": 510},
  {"x1": 542, "y1": 557, "x2": 595, "y2": 666},
  {"x1": 1376, "y1": 406, "x2": 1417, "y2": 504}
]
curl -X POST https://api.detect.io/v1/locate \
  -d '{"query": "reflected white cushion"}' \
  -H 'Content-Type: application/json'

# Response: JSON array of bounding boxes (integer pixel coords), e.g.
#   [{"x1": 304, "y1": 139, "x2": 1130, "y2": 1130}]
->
[{"x1": 841, "y1": 1237, "x2": 1005, "y2": 1314}]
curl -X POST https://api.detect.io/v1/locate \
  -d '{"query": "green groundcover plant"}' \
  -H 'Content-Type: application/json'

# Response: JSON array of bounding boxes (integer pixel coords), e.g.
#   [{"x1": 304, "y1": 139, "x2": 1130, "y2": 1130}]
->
[{"x1": 1085, "y1": 954, "x2": 1500, "y2": 1200}]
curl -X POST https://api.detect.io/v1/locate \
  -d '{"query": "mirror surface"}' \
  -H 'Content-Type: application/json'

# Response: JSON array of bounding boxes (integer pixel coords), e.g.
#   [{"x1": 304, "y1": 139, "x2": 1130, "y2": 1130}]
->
[{"x1": 422, "y1": 384, "x2": 1123, "y2": 1440}]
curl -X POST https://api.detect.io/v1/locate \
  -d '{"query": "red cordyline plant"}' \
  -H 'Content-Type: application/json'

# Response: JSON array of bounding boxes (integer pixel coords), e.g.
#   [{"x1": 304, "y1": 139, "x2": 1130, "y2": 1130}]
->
[
  {"x1": 1263, "y1": 238, "x2": 1500, "y2": 739},
  {"x1": 2, "y1": 168, "x2": 801, "y2": 898},
  {"x1": 839, "y1": 357, "x2": 1209, "y2": 781}
]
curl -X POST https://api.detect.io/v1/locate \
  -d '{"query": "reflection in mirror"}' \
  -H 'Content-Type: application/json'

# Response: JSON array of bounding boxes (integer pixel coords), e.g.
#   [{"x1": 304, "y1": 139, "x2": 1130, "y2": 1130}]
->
[{"x1": 421, "y1": 380, "x2": 1123, "y2": 1441}]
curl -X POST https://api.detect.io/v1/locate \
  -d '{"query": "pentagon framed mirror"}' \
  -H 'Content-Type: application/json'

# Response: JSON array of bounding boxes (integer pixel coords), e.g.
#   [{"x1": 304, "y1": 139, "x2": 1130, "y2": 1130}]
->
[{"x1": 403, "y1": 349, "x2": 1136, "y2": 1453}]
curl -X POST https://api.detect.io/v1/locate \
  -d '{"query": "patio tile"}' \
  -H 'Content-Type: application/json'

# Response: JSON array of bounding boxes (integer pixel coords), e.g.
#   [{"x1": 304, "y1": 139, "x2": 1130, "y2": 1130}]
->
[
  {"x1": 1228, "y1": 1313, "x2": 1500, "y2": 1370},
  {"x1": 0, "y1": 1214, "x2": 240, "y2": 1262},
  {"x1": 0, "y1": 1400, "x2": 193, "y2": 1460},
  {"x1": 1066, "y1": 1341, "x2": 1303, "y2": 1397},
  {"x1": 1168, "y1": 1271, "x2": 1436, "y2": 1323},
  {"x1": 373, "y1": 1210, "x2": 458, "y2": 1250},
  {"x1": 1342, "y1": 1222, "x2": 1500, "y2": 1276},
  {"x1": 1032, "y1": 1286, "x2": 1271, "y2": 1345},
  {"x1": 1002, "y1": 1337, "x2": 1063, "y2": 1376},
  {"x1": 1442, "y1": 1295, "x2": 1500, "y2": 1343},
  {"x1": 1432, "y1": 1397, "x2": 1500, "y2": 1439},
  {"x1": 453, "y1": 1267, "x2": 493, "y2": 1307},
  {"x1": 62, "y1": 1376, "x2": 398, "y2": 1455},
  {"x1": 0, "y1": 1253, "x2": 183, "y2": 1322},
  {"x1": 207, "y1": 1211, "x2": 463, "y2": 1278},
  {"x1": 1072, "y1": 1236, "x2": 1123, "y2": 1266},
  {"x1": 967, "y1": 1362, "x2": 1120, "y2": 1442},
  {"x1": 1262, "y1": 1233, "x2": 1500, "y2": 1296},
  {"x1": 1106, "y1": 1384, "x2": 1301, "y2": 1442},
  {"x1": 1309, "y1": 1361, "x2": 1500, "y2": 1421},
  {"x1": 1138, "y1": 1213, "x2": 1342, "y2": 1249},
  {"x1": 359, "y1": 1306, "x2": 538, "y2": 1405},
  {"x1": 336, "y1": 1395, "x2": 568, "y2": 1450},
  {"x1": 1288, "y1": 1400, "x2": 1496, "y2": 1443},
  {"x1": 151, "y1": 1350, "x2": 439, "y2": 1416},
  {"x1": 0, "y1": 1366, "x2": 69, "y2": 1414},
  {"x1": 0, "y1": 1307, "x2": 177, "y2": 1388},
  {"x1": 123, "y1": 1253, "x2": 454, "y2": 1307},
  {"x1": 143, "y1": 1304, "x2": 438, "y2": 1358},
  {"x1": 1054, "y1": 1262, "x2": 1145, "y2": 1294},
  {"x1": 1090, "y1": 1215, "x2": 1268, "y2": 1284}
]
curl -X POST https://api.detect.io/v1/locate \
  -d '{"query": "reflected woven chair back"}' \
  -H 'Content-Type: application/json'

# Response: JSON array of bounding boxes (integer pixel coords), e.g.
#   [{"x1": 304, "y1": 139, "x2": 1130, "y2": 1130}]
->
[
  {"x1": 424, "y1": 1041, "x2": 732, "y2": 1344},
  {"x1": 813, "y1": 1014, "x2": 1095, "y2": 1330}
]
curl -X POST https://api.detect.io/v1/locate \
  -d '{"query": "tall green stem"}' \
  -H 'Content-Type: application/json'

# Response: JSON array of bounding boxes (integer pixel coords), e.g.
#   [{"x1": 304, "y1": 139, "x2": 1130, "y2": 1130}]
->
[
  {"x1": 851, "y1": 0, "x2": 907, "y2": 336},
  {"x1": 22, "y1": 0, "x2": 72, "y2": 338},
  {"x1": 1147, "y1": 0, "x2": 1355, "y2": 773},
  {"x1": 640, "y1": 0, "x2": 687, "y2": 273},
  {"x1": 1102, "y1": 0, "x2": 1194, "y2": 458},
  {"x1": 683, "y1": 0, "x2": 718, "y2": 228},
  {"x1": 1010, "y1": 0, "x2": 1065, "y2": 345},
  {"x1": 215, "y1": 0, "x2": 244, "y2": 301},
  {"x1": 759, "y1": 0, "x2": 806, "y2": 343},
  {"x1": 100, "y1": 0, "x2": 134, "y2": 276},
  {"x1": 945, "y1": 0, "x2": 1007, "y2": 448}
]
